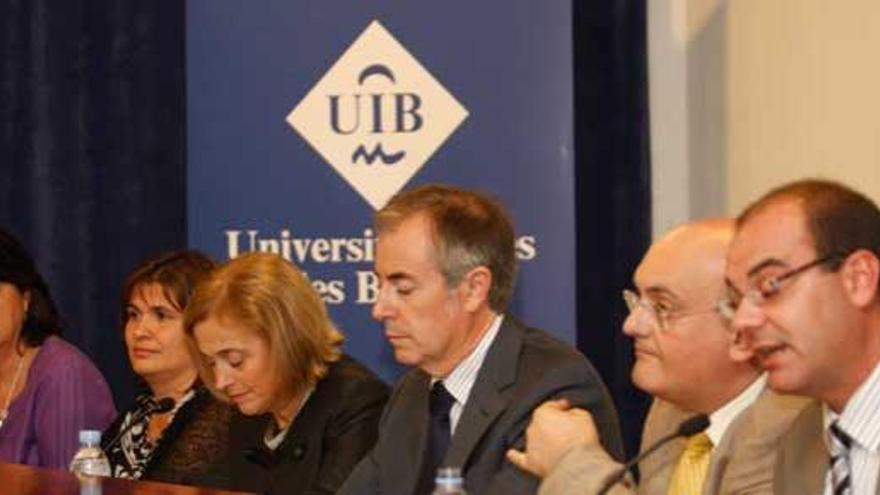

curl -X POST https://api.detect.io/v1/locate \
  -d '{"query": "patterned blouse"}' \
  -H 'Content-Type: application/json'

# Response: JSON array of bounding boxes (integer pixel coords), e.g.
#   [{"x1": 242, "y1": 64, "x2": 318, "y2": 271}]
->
[{"x1": 104, "y1": 390, "x2": 194, "y2": 479}]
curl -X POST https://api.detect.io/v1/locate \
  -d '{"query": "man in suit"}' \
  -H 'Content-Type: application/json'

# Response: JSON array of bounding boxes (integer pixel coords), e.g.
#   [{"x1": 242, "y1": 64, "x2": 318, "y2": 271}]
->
[
  {"x1": 724, "y1": 179, "x2": 880, "y2": 495},
  {"x1": 507, "y1": 218, "x2": 807, "y2": 494},
  {"x1": 338, "y1": 184, "x2": 623, "y2": 495}
]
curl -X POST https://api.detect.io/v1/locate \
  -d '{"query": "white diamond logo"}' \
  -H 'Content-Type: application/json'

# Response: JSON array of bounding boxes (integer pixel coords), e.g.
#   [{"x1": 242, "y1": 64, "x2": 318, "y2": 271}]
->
[{"x1": 287, "y1": 20, "x2": 469, "y2": 210}]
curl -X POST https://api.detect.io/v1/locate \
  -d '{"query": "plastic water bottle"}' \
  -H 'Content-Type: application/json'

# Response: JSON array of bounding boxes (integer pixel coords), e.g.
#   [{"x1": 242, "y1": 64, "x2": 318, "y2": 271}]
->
[
  {"x1": 69, "y1": 430, "x2": 111, "y2": 477},
  {"x1": 433, "y1": 467, "x2": 467, "y2": 494}
]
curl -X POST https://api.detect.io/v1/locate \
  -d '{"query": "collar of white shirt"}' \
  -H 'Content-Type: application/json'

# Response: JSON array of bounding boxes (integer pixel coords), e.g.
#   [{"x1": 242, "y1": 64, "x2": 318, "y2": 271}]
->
[
  {"x1": 430, "y1": 313, "x2": 503, "y2": 433},
  {"x1": 822, "y1": 358, "x2": 880, "y2": 454},
  {"x1": 705, "y1": 373, "x2": 767, "y2": 446}
]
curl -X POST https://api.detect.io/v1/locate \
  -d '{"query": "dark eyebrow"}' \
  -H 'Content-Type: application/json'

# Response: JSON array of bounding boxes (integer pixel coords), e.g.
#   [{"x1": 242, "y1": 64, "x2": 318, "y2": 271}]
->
[
  {"x1": 386, "y1": 272, "x2": 415, "y2": 283},
  {"x1": 746, "y1": 258, "x2": 788, "y2": 278}
]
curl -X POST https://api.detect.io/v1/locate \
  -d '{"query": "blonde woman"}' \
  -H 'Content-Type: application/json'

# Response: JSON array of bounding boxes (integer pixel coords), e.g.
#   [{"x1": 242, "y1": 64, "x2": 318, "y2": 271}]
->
[{"x1": 185, "y1": 252, "x2": 388, "y2": 494}]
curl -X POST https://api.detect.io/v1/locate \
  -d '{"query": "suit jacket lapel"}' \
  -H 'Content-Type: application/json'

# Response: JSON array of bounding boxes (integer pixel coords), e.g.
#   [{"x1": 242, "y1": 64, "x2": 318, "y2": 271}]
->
[
  {"x1": 800, "y1": 410, "x2": 827, "y2": 495},
  {"x1": 392, "y1": 372, "x2": 432, "y2": 494},
  {"x1": 775, "y1": 402, "x2": 826, "y2": 495},
  {"x1": 798, "y1": 404, "x2": 827, "y2": 495},
  {"x1": 638, "y1": 399, "x2": 689, "y2": 495},
  {"x1": 443, "y1": 316, "x2": 522, "y2": 469}
]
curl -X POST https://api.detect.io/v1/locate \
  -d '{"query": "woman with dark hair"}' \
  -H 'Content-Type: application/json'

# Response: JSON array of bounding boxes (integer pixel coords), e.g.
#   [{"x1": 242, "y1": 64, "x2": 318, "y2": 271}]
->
[
  {"x1": 101, "y1": 250, "x2": 233, "y2": 488},
  {"x1": 0, "y1": 227, "x2": 116, "y2": 468}
]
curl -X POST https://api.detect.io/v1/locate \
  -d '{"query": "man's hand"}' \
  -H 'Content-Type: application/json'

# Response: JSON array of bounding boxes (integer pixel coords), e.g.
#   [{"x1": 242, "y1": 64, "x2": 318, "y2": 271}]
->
[{"x1": 506, "y1": 399, "x2": 600, "y2": 478}]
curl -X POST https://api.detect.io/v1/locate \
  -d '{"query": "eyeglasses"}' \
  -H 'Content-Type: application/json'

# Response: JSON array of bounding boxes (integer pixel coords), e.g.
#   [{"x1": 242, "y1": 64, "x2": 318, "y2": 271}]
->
[
  {"x1": 718, "y1": 253, "x2": 847, "y2": 319},
  {"x1": 622, "y1": 289, "x2": 725, "y2": 332}
]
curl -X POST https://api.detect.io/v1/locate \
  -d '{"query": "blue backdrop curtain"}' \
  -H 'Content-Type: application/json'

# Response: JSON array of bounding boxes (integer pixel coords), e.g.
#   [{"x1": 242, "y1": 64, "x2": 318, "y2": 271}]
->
[
  {"x1": 574, "y1": 1, "x2": 651, "y2": 457},
  {"x1": 0, "y1": 0, "x2": 649, "y2": 457},
  {"x1": 0, "y1": 1, "x2": 187, "y2": 409}
]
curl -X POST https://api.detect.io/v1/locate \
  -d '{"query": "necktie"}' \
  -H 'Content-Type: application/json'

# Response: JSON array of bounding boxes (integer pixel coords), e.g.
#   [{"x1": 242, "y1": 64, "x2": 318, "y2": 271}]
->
[
  {"x1": 667, "y1": 432, "x2": 713, "y2": 495},
  {"x1": 416, "y1": 381, "x2": 456, "y2": 495},
  {"x1": 829, "y1": 421, "x2": 853, "y2": 495}
]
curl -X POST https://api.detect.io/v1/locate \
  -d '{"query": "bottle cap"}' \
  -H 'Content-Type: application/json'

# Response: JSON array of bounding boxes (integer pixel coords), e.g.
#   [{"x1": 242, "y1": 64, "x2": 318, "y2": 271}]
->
[
  {"x1": 436, "y1": 466, "x2": 463, "y2": 480},
  {"x1": 79, "y1": 430, "x2": 102, "y2": 445}
]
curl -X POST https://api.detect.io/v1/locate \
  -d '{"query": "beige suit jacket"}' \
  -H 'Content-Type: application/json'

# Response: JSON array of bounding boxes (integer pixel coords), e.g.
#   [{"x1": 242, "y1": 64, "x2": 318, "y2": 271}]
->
[
  {"x1": 773, "y1": 400, "x2": 880, "y2": 495},
  {"x1": 540, "y1": 389, "x2": 808, "y2": 495}
]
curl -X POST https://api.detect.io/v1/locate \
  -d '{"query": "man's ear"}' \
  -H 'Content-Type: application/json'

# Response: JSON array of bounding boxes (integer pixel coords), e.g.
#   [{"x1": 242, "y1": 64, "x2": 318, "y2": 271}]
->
[
  {"x1": 461, "y1": 266, "x2": 492, "y2": 312},
  {"x1": 840, "y1": 249, "x2": 880, "y2": 308}
]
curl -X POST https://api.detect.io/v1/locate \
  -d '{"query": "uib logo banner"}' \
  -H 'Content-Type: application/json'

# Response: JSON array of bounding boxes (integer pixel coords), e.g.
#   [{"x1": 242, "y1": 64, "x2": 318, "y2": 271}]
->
[
  {"x1": 287, "y1": 20, "x2": 469, "y2": 210},
  {"x1": 188, "y1": 2, "x2": 576, "y2": 380}
]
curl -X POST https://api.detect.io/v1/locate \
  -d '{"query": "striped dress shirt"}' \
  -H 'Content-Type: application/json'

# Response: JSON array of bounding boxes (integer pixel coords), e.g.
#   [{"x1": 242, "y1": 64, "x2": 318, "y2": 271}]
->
[
  {"x1": 823, "y1": 360, "x2": 880, "y2": 495},
  {"x1": 432, "y1": 314, "x2": 503, "y2": 434}
]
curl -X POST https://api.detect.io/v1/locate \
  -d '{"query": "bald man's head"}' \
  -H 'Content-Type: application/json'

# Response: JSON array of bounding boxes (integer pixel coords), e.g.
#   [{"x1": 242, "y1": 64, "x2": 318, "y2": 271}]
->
[
  {"x1": 625, "y1": 218, "x2": 758, "y2": 413},
  {"x1": 638, "y1": 219, "x2": 734, "y2": 305}
]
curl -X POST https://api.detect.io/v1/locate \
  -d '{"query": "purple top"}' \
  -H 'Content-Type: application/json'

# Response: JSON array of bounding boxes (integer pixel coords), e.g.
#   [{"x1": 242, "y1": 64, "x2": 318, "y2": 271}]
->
[{"x1": 0, "y1": 336, "x2": 117, "y2": 469}]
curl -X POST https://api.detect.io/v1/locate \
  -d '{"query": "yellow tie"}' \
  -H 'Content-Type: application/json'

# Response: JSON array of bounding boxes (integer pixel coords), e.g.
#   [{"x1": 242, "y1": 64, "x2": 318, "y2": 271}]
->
[{"x1": 667, "y1": 432, "x2": 713, "y2": 495}]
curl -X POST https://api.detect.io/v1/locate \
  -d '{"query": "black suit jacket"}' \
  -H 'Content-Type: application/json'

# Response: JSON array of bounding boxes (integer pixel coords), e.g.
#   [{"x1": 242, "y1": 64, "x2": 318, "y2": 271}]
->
[
  {"x1": 227, "y1": 354, "x2": 390, "y2": 494},
  {"x1": 339, "y1": 316, "x2": 624, "y2": 495}
]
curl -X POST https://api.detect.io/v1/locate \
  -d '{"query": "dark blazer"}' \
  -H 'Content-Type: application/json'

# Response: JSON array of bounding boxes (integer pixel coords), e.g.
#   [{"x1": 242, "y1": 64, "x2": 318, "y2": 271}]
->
[
  {"x1": 226, "y1": 354, "x2": 390, "y2": 494},
  {"x1": 338, "y1": 316, "x2": 624, "y2": 495},
  {"x1": 102, "y1": 385, "x2": 234, "y2": 489}
]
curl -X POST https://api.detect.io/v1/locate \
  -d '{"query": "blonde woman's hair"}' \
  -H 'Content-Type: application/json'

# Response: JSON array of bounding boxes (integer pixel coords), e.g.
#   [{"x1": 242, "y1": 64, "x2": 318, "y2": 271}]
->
[{"x1": 184, "y1": 252, "x2": 343, "y2": 399}]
